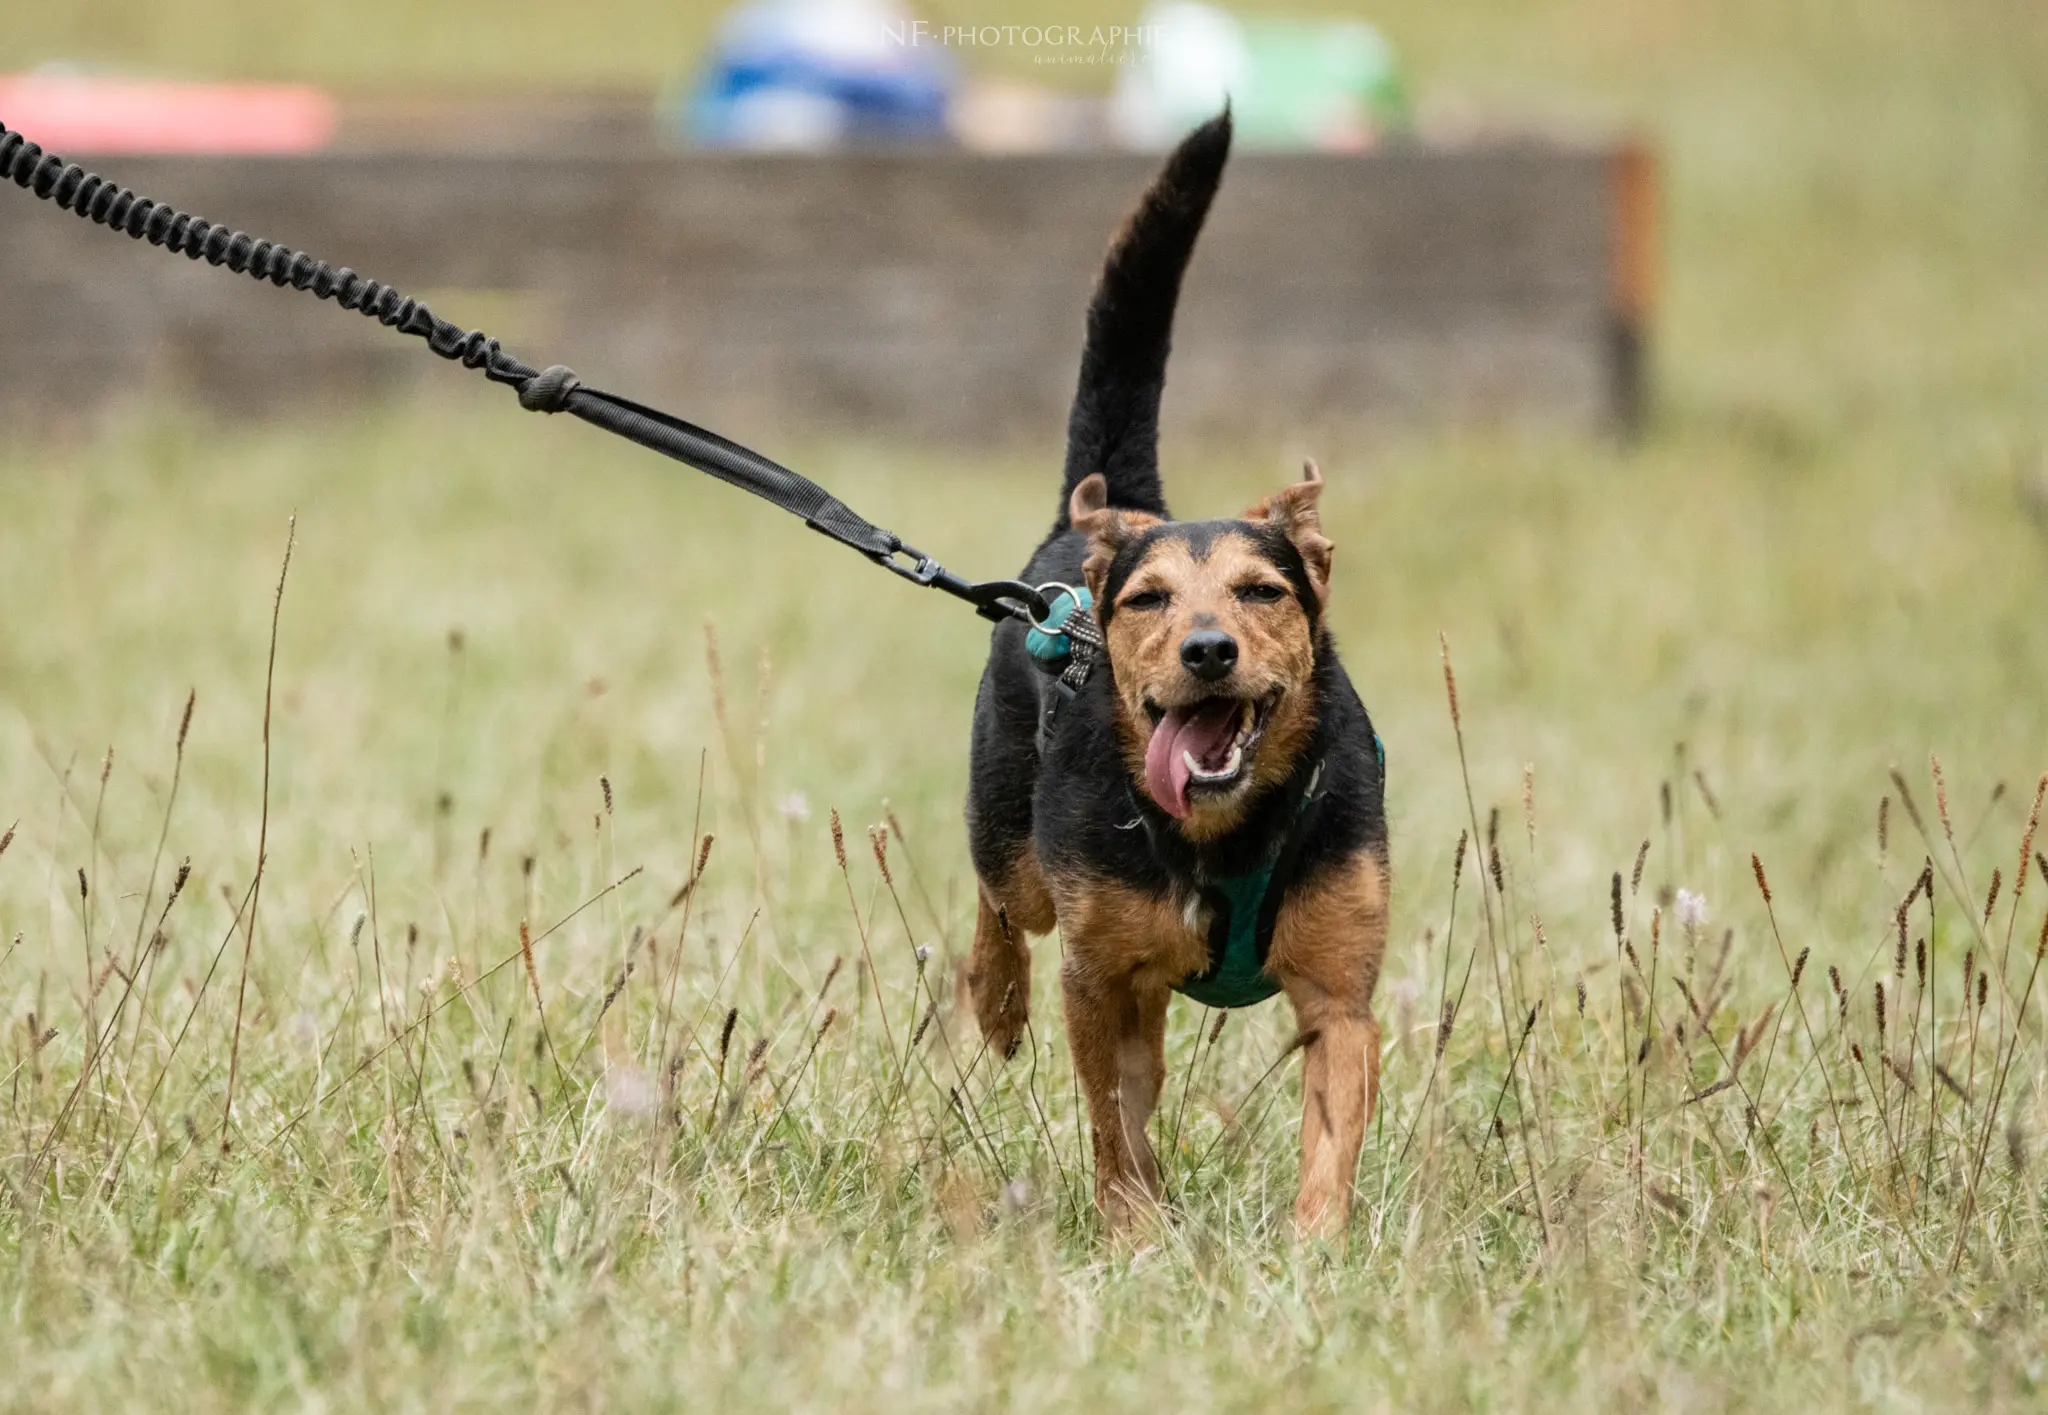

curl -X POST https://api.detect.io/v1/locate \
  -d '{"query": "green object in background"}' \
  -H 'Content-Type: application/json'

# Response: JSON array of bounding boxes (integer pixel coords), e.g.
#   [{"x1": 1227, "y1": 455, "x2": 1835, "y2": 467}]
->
[
  {"x1": 1235, "y1": 17, "x2": 1408, "y2": 149},
  {"x1": 1117, "y1": 3, "x2": 1407, "y2": 151}
]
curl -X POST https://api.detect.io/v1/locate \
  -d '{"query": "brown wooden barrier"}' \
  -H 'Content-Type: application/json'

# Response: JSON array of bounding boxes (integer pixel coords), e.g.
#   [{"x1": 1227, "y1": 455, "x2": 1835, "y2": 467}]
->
[{"x1": 0, "y1": 141, "x2": 1651, "y2": 443}]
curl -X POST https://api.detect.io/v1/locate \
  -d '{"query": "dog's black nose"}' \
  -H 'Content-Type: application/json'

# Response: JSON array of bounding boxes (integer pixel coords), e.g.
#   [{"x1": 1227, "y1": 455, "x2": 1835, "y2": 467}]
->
[{"x1": 1179, "y1": 630, "x2": 1238, "y2": 682}]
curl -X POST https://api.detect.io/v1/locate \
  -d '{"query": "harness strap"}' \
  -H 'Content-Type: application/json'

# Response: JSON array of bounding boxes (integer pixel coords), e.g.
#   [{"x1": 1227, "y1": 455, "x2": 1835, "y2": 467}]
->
[
  {"x1": 0, "y1": 120, "x2": 1052, "y2": 628},
  {"x1": 1174, "y1": 759, "x2": 1324, "y2": 1009}
]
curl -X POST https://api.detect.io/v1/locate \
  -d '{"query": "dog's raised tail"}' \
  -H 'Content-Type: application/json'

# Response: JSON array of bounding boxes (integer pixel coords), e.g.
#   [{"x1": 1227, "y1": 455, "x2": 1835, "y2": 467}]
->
[{"x1": 1055, "y1": 109, "x2": 1231, "y2": 531}]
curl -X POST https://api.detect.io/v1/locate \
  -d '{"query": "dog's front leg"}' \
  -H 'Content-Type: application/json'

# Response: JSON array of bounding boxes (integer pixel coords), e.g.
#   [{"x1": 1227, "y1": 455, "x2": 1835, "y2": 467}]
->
[
  {"x1": 1061, "y1": 960, "x2": 1169, "y2": 1231},
  {"x1": 1279, "y1": 982, "x2": 1381, "y2": 1235},
  {"x1": 1271, "y1": 849, "x2": 1390, "y2": 1237}
]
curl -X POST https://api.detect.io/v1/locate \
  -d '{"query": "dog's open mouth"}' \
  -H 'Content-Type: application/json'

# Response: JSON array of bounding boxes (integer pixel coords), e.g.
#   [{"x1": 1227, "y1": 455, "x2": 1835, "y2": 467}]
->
[{"x1": 1140, "y1": 688, "x2": 1279, "y2": 819}]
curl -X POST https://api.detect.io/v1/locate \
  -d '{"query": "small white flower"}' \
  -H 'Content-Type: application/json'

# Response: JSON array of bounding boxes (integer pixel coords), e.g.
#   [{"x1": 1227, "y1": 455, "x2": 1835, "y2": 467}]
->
[
  {"x1": 914, "y1": 945, "x2": 931, "y2": 964},
  {"x1": 1677, "y1": 889, "x2": 1708, "y2": 931},
  {"x1": 779, "y1": 790, "x2": 812, "y2": 823},
  {"x1": 604, "y1": 1065, "x2": 657, "y2": 1118}
]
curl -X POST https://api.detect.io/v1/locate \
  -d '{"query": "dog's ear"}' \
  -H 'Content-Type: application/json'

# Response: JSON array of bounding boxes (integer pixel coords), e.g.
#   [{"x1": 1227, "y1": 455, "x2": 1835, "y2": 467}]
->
[
  {"x1": 1244, "y1": 459, "x2": 1333, "y2": 606},
  {"x1": 1070, "y1": 473, "x2": 1158, "y2": 603}
]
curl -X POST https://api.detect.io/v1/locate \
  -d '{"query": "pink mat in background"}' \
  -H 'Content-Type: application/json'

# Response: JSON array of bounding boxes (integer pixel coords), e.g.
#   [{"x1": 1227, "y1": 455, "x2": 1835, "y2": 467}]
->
[{"x1": 0, "y1": 73, "x2": 334, "y2": 154}]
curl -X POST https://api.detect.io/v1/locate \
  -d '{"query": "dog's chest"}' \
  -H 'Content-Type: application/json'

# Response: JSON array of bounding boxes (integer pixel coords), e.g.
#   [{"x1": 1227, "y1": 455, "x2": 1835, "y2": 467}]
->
[{"x1": 1051, "y1": 875, "x2": 1211, "y2": 991}]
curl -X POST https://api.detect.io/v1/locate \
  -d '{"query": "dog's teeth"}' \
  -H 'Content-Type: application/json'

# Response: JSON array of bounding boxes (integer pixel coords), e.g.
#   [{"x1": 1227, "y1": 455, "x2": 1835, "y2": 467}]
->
[{"x1": 1183, "y1": 745, "x2": 1245, "y2": 783}]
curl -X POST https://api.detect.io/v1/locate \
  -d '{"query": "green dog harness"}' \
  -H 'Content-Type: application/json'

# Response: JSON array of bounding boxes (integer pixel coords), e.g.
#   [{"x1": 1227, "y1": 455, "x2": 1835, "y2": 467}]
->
[
  {"x1": 1179, "y1": 860, "x2": 1291, "y2": 1009},
  {"x1": 1173, "y1": 761, "x2": 1328, "y2": 1010},
  {"x1": 1170, "y1": 731, "x2": 1382, "y2": 1010}
]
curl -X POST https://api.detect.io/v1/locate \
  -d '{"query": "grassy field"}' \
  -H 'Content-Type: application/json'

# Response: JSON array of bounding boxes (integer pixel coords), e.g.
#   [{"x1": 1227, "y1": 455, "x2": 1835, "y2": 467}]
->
[{"x1": 6, "y1": 1, "x2": 2048, "y2": 1411}]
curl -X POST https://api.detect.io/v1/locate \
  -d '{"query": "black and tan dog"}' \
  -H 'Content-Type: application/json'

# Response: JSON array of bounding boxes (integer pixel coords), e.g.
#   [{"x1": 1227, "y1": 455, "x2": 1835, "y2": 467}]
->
[{"x1": 964, "y1": 112, "x2": 1390, "y2": 1235}]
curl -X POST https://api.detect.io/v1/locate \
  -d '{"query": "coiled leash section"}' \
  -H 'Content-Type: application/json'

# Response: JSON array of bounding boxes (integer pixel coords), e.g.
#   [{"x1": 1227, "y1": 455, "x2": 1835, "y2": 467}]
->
[{"x1": 0, "y1": 119, "x2": 1055, "y2": 630}]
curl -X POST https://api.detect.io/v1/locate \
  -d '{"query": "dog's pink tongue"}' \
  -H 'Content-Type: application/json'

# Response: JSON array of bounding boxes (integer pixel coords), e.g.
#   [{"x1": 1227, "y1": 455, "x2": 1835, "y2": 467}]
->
[{"x1": 1142, "y1": 702, "x2": 1241, "y2": 819}]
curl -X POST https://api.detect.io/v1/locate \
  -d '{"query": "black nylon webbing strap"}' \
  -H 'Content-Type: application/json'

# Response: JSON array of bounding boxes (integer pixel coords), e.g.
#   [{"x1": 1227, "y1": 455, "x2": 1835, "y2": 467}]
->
[
  {"x1": 0, "y1": 119, "x2": 992, "y2": 591},
  {"x1": 548, "y1": 384, "x2": 896, "y2": 559}
]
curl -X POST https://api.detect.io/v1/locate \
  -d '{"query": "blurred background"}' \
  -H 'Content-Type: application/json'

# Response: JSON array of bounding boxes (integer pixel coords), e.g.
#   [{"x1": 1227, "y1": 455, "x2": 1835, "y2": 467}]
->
[{"x1": 1, "y1": 0, "x2": 2045, "y2": 936}]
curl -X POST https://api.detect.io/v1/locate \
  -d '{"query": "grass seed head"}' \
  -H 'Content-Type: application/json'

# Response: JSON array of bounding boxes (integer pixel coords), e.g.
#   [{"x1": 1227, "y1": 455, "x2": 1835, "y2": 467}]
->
[
  {"x1": 1612, "y1": 871, "x2": 1625, "y2": 946},
  {"x1": 1878, "y1": 794, "x2": 1891, "y2": 857},
  {"x1": 601, "y1": 776, "x2": 613, "y2": 816},
  {"x1": 911, "y1": 1000, "x2": 935, "y2": 1048},
  {"x1": 868, "y1": 824, "x2": 892, "y2": 884},
  {"x1": 1209, "y1": 1010, "x2": 1229, "y2": 1045},
  {"x1": 1632, "y1": 839, "x2": 1651, "y2": 896},
  {"x1": 1438, "y1": 632, "x2": 1461, "y2": 735},
  {"x1": 1978, "y1": 970, "x2": 1989, "y2": 1011},
  {"x1": 1984, "y1": 868, "x2": 2002, "y2": 927},
  {"x1": 1660, "y1": 779, "x2": 1672, "y2": 826},
  {"x1": 1792, "y1": 946, "x2": 1809, "y2": 988},
  {"x1": 177, "y1": 688, "x2": 196, "y2": 750},
  {"x1": 1751, "y1": 854, "x2": 1772, "y2": 906},
  {"x1": 1874, "y1": 980, "x2": 1886, "y2": 1045},
  {"x1": 1931, "y1": 754, "x2": 1954, "y2": 845},
  {"x1": 519, "y1": 918, "x2": 539, "y2": 995},
  {"x1": 1694, "y1": 769, "x2": 1721, "y2": 818},
  {"x1": 1915, "y1": 936, "x2": 1926, "y2": 986},
  {"x1": 1576, "y1": 975, "x2": 1587, "y2": 1015},
  {"x1": 1453, "y1": 830, "x2": 1469, "y2": 886},
  {"x1": 2018, "y1": 774, "x2": 2047, "y2": 895},
  {"x1": 0, "y1": 822, "x2": 12, "y2": 860},
  {"x1": 830, "y1": 809, "x2": 847, "y2": 872},
  {"x1": 1488, "y1": 842, "x2": 1505, "y2": 896},
  {"x1": 77, "y1": 867, "x2": 88, "y2": 902},
  {"x1": 717, "y1": 1006, "x2": 738, "y2": 1067}
]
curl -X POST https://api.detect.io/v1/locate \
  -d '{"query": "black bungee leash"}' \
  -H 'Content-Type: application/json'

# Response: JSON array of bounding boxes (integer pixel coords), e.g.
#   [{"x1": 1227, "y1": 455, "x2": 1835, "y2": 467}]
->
[{"x1": 0, "y1": 119, "x2": 1089, "y2": 647}]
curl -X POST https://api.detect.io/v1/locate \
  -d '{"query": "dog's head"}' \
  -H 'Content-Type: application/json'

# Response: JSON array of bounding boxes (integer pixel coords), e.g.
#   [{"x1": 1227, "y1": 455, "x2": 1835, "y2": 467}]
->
[{"x1": 1070, "y1": 461, "x2": 1333, "y2": 839}]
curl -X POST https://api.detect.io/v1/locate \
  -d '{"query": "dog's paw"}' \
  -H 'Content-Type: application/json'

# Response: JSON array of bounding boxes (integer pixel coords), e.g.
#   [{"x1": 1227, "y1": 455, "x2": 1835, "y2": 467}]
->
[
  {"x1": 1292, "y1": 1187, "x2": 1352, "y2": 1240},
  {"x1": 967, "y1": 958, "x2": 1029, "y2": 1063}
]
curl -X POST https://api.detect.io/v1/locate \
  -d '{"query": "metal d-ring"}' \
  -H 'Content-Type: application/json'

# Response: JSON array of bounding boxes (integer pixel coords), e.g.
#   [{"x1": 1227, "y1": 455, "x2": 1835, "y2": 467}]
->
[{"x1": 1028, "y1": 582, "x2": 1085, "y2": 634}]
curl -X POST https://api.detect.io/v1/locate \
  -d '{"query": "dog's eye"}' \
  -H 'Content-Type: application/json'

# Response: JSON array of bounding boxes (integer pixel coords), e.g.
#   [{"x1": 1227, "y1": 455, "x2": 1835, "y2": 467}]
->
[
  {"x1": 1235, "y1": 583, "x2": 1288, "y2": 604},
  {"x1": 1123, "y1": 589, "x2": 1170, "y2": 611}
]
